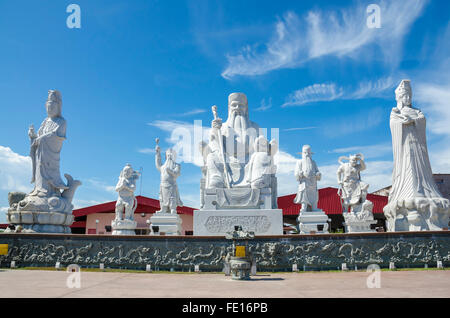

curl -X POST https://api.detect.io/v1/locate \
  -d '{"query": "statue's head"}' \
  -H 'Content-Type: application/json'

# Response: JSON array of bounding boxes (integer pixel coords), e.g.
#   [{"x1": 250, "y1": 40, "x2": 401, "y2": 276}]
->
[
  {"x1": 302, "y1": 145, "x2": 313, "y2": 158},
  {"x1": 166, "y1": 148, "x2": 177, "y2": 162},
  {"x1": 395, "y1": 80, "x2": 412, "y2": 109},
  {"x1": 349, "y1": 155, "x2": 358, "y2": 167},
  {"x1": 228, "y1": 92, "x2": 248, "y2": 118},
  {"x1": 122, "y1": 164, "x2": 134, "y2": 179},
  {"x1": 46, "y1": 90, "x2": 62, "y2": 118},
  {"x1": 254, "y1": 136, "x2": 269, "y2": 153}
]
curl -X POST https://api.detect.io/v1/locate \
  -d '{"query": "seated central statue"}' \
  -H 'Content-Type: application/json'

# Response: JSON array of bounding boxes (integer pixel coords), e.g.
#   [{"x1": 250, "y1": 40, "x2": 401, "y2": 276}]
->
[{"x1": 199, "y1": 93, "x2": 278, "y2": 209}]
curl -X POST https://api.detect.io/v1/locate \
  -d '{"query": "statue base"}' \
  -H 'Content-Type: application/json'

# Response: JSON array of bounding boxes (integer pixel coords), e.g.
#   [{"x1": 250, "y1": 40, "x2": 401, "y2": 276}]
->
[
  {"x1": 343, "y1": 212, "x2": 377, "y2": 233},
  {"x1": 297, "y1": 210, "x2": 330, "y2": 234},
  {"x1": 111, "y1": 219, "x2": 137, "y2": 235},
  {"x1": 194, "y1": 209, "x2": 283, "y2": 236},
  {"x1": 6, "y1": 209, "x2": 74, "y2": 234},
  {"x1": 383, "y1": 197, "x2": 450, "y2": 232},
  {"x1": 150, "y1": 212, "x2": 182, "y2": 235}
]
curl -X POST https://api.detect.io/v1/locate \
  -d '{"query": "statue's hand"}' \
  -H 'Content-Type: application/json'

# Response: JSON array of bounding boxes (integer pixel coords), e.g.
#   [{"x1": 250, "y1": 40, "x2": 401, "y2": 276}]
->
[
  {"x1": 155, "y1": 145, "x2": 161, "y2": 153},
  {"x1": 212, "y1": 118, "x2": 222, "y2": 129},
  {"x1": 28, "y1": 126, "x2": 36, "y2": 139}
]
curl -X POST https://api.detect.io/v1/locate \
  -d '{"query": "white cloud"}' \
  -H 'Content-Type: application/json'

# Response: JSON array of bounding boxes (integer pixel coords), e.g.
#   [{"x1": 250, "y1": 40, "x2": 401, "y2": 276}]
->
[
  {"x1": 283, "y1": 83, "x2": 344, "y2": 107},
  {"x1": 273, "y1": 150, "x2": 299, "y2": 196},
  {"x1": 351, "y1": 76, "x2": 396, "y2": 99},
  {"x1": 0, "y1": 146, "x2": 33, "y2": 193},
  {"x1": 176, "y1": 109, "x2": 207, "y2": 117},
  {"x1": 255, "y1": 97, "x2": 272, "y2": 111},
  {"x1": 148, "y1": 120, "x2": 211, "y2": 166},
  {"x1": 138, "y1": 148, "x2": 156, "y2": 154},
  {"x1": 322, "y1": 107, "x2": 384, "y2": 137},
  {"x1": 329, "y1": 142, "x2": 392, "y2": 159},
  {"x1": 86, "y1": 178, "x2": 116, "y2": 194},
  {"x1": 283, "y1": 127, "x2": 317, "y2": 132},
  {"x1": 283, "y1": 77, "x2": 396, "y2": 107},
  {"x1": 222, "y1": 1, "x2": 427, "y2": 78}
]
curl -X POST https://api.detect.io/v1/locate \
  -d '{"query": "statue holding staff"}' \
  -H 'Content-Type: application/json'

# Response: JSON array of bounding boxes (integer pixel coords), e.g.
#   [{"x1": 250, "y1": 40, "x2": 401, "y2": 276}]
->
[{"x1": 155, "y1": 138, "x2": 183, "y2": 214}]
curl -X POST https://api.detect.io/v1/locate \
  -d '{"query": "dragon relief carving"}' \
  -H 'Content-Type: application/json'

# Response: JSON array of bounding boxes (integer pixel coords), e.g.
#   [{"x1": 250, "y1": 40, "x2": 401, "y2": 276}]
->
[{"x1": 0, "y1": 235, "x2": 448, "y2": 270}]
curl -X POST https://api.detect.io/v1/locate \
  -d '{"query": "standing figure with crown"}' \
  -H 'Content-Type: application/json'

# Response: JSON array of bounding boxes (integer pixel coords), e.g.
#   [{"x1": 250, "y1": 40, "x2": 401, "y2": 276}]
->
[
  {"x1": 6, "y1": 90, "x2": 81, "y2": 233},
  {"x1": 383, "y1": 80, "x2": 449, "y2": 231}
]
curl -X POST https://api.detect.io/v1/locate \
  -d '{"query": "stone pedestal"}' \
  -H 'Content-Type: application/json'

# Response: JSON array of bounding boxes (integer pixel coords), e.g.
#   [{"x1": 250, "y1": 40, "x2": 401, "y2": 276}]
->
[
  {"x1": 343, "y1": 212, "x2": 377, "y2": 233},
  {"x1": 150, "y1": 213, "x2": 182, "y2": 235},
  {"x1": 297, "y1": 210, "x2": 330, "y2": 234},
  {"x1": 6, "y1": 209, "x2": 74, "y2": 233},
  {"x1": 111, "y1": 219, "x2": 137, "y2": 235},
  {"x1": 194, "y1": 209, "x2": 283, "y2": 236}
]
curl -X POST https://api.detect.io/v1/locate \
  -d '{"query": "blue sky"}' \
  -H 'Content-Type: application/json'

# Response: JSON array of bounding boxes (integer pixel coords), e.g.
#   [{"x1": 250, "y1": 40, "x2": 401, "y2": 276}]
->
[{"x1": 1, "y1": 0, "x2": 450, "y2": 222}]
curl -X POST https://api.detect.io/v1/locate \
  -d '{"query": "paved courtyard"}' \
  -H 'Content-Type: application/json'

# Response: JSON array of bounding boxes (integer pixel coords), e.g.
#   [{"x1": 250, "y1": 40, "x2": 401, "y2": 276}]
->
[{"x1": 0, "y1": 269, "x2": 449, "y2": 298}]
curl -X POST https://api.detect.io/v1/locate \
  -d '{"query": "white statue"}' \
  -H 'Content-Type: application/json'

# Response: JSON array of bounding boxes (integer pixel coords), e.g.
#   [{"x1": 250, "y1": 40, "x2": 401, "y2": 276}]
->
[
  {"x1": 337, "y1": 153, "x2": 369, "y2": 212},
  {"x1": 294, "y1": 145, "x2": 321, "y2": 212},
  {"x1": 384, "y1": 80, "x2": 449, "y2": 231},
  {"x1": 195, "y1": 93, "x2": 283, "y2": 236},
  {"x1": 199, "y1": 93, "x2": 278, "y2": 209},
  {"x1": 155, "y1": 140, "x2": 183, "y2": 214},
  {"x1": 6, "y1": 90, "x2": 81, "y2": 233},
  {"x1": 246, "y1": 136, "x2": 277, "y2": 189},
  {"x1": 114, "y1": 164, "x2": 140, "y2": 222},
  {"x1": 337, "y1": 154, "x2": 376, "y2": 232}
]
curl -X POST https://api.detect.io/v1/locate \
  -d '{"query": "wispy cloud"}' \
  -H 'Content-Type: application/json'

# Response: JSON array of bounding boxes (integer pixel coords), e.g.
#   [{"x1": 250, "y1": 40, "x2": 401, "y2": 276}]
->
[
  {"x1": 255, "y1": 97, "x2": 272, "y2": 111},
  {"x1": 222, "y1": 1, "x2": 427, "y2": 79},
  {"x1": 138, "y1": 148, "x2": 156, "y2": 154},
  {"x1": 86, "y1": 178, "x2": 116, "y2": 194},
  {"x1": 322, "y1": 107, "x2": 384, "y2": 137},
  {"x1": 283, "y1": 83, "x2": 344, "y2": 107},
  {"x1": 351, "y1": 76, "x2": 395, "y2": 99},
  {"x1": 282, "y1": 77, "x2": 396, "y2": 107},
  {"x1": 329, "y1": 142, "x2": 392, "y2": 159},
  {"x1": 283, "y1": 127, "x2": 317, "y2": 132},
  {"x1": 175, "y1": 108, "x2": 207, "y2": 117}
]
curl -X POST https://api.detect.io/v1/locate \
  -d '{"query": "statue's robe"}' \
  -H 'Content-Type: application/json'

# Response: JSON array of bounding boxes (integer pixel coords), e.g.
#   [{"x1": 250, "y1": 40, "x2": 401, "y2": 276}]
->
[
  {"x1": 388, "y1": 106, "x2": 443, "y2": 203},
  {"x1": 30, "y1": 116, "x2": 68, "y2": 197},
  {"x1": 206, "y1": 116, "x2": 260, "y2": 188},
  {"x1": 294, "y1": 158, "x2": 319, "y2": 208},
  {"x1": 339, "y1": 163, "x2": 368, "y2": 206},
  {"x1": 158, "y1": 161, "x2": 183, "y2": 208}
]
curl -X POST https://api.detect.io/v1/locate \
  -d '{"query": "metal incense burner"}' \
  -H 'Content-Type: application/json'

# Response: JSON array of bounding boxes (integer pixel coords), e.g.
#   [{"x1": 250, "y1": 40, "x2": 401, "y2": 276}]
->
[{"x1": 224, "y1": 226, "x2": 255, "y2": 280}]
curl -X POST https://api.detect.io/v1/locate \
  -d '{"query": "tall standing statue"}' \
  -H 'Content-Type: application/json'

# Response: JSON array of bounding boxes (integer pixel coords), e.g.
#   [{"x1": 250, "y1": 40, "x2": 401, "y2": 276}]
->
[
  {"x1": 6, "y1": 90, "x2": 81, "y2": 233},
  {"x1": 294, "y1": 145, "x2": 329, "y2": 234},
  {"x1": 150, "y1": 138, "x2": 183, "y2": 235},
  {"x1": 155, "y1": 140, "x2": 183, "y2": 214},
  {"x1": 195, "y1": 93, "x2": 283, "y2": 236},
  {"x1": 384, "y1": 80, "x2": 449, "y2": 231},
  {"x1": 294, "y1": 145, "x2": 321, "y2": 212},
  {"x1": 337, "y1": 154, "x2": 376, "y2": 232},
  {"x1": 111, "y1": 164, "x2": 140, "y2": 235}
]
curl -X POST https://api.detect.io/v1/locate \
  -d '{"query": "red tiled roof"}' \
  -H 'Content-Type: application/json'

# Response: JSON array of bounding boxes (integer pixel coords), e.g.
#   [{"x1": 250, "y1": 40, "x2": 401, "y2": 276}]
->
[
  {"x1": 72, "y1": 195, "x2": 196, "y2": 217},
  {"x1": 277, "y1": 187, "x2": 388, "y2": 216}
]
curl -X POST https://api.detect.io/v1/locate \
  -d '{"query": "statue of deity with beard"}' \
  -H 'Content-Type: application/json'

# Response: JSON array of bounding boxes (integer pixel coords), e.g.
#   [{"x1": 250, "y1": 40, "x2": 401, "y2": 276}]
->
[{"x1": 199, "y1": 93, "x2": 278, "y2": 210}]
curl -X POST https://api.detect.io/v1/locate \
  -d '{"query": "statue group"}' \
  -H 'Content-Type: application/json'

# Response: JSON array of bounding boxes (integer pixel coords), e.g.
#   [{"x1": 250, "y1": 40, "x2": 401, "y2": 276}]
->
[
  {"x1": 194, "y1": 93, "x2": 283, "y2": 236},
  {"x1": 5, "y1": 80, "x2": 450, "y2": 234}
]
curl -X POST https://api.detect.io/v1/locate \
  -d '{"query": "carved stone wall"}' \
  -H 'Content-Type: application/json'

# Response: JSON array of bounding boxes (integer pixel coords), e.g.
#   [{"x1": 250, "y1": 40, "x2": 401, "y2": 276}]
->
[{"x1": 0, "y1": 232, "x2": 448, "y2": 271}]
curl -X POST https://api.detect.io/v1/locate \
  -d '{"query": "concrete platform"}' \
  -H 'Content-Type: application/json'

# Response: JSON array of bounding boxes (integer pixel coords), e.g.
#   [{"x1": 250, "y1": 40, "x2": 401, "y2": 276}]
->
[{"x1": 0, "y1": 269, "x2": 448, "y2": 298}]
